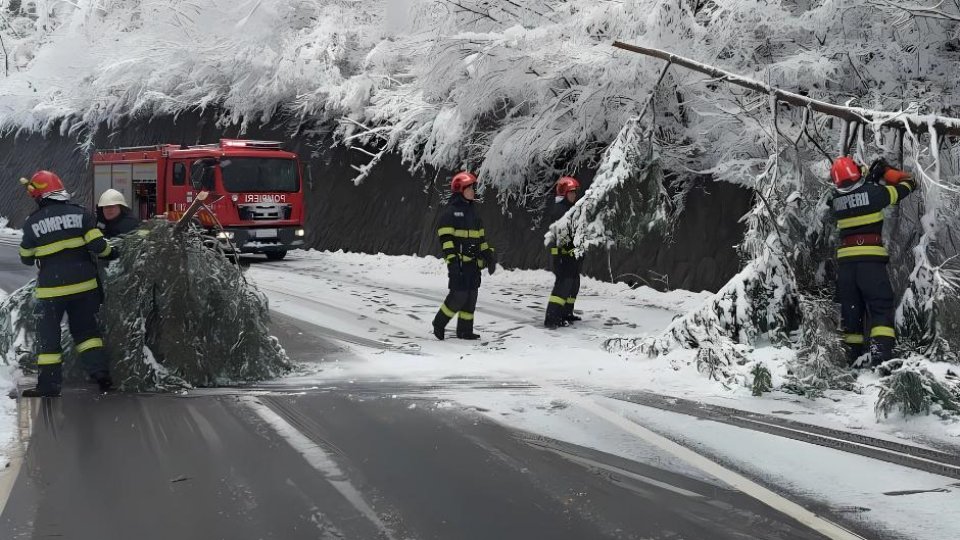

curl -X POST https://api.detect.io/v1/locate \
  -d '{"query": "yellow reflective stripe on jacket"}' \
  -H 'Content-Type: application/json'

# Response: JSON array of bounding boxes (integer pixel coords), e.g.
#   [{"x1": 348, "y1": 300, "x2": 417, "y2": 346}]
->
[
  {"x1": 99, "y1": 244, "x2": 112, "y2": 257},
  {"x1": 838, "y1": 212, "x2": 884, "y2": 229},
  {"x1": 843, "y1": 334, "x2": 865, "y2": 345},
  {"x1": 437, "y1": 227, "x2": 455, "y2": 237},
  {"x1": 442, "y1": 241, "x2": 455, "y2": 250},
  {"x1": 444, "y1": 254, "x2": 457, "y2": 263},
  {"x1": 19, "y1": 246, "x2": 36, "y2": 257},
  {"x1": 38, "y1": 353, "x2": 63, "y2": 366},
  {"x1": 33, "y1": 236, "x2": 86, "y2": 257},
  {"x1": 76, "y1": 338, "x2": 104, "y2": 353},
  {"x1": 452, "y1": 229, "x2": 484, "y2": 239},
  {"x1": 837, "y1": 245, "x2": 889, "y2": 258},
  {"x1": 35, "y1": 278, "x2": 99, "y2": 299},
  {"x1": 84, "y1": 228, "x2": 105, "y2": 243},
  {"x1": 871, "y1": 326, "x2": 896, "y2": 338},
  {"x1": 480, "y1": 242, "x2": 489, "y2": 251},
  {"x1": 886, "y1": 185, "x2": 899, "y2": 206}
]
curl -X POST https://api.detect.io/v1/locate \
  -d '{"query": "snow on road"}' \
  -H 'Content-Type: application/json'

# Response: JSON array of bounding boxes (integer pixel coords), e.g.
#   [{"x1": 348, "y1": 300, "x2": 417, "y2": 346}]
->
[
  {"x1": 0, "y1": 288, "x2": 19, "y2": 481},
  {"x1": 249, "y1": 249, "x2": 960, "y2": 540}
]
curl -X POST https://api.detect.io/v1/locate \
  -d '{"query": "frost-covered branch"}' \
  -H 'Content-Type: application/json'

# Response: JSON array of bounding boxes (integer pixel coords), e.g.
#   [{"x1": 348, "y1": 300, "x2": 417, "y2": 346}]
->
[{"x1": 612, "y1": 41, "x2": 960, "y2": 138}]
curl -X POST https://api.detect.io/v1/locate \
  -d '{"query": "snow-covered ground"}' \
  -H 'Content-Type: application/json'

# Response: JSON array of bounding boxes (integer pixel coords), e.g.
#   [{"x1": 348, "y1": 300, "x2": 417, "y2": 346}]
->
[
  {"x1": 0, "y1": 288, "x2": 19, "y2": 475},
  {"x1": 249, "y1": 249, "x2": 960, "y2": 448},
  {"x1": 249, "y1": 249, "x2": 960, "y2": 540}
]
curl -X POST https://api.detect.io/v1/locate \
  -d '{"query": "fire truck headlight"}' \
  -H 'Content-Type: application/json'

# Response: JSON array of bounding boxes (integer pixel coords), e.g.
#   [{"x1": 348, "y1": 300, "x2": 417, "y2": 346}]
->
[
  {"x1": 217, "y1": 231, "x2": 235, "y2": 240},
  {"x1": 295, "y1": 229, "x2": 306, "y2": 237}
]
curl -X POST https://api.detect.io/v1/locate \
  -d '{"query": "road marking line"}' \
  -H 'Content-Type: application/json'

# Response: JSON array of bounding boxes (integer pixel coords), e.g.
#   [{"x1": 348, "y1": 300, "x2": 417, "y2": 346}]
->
[
  {"x1": 543, "y1": 385, "x2": 866, "y2": 540},
  {"x1": 243, "y1": 397, "x2": 396, "y2": 540},
  {"x1": 536, "y1": 445, "x2": 705, "y2": 498}
]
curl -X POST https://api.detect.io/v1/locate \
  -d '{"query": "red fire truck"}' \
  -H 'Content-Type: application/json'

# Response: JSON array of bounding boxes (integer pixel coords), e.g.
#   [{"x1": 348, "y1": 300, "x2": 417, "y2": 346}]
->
[{"x1": 92, "y1": 139, "x2": 306, "y2": 260}]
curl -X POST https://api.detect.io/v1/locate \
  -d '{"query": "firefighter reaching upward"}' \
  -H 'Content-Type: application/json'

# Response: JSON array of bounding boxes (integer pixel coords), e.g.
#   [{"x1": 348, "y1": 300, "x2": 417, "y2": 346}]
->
[
  {"x1": 544, "y1": 176, "x2": 583, "y2": 329},
  {"x1": 18, "y1": 171, "x2": 114, "y2": 397},
  {"x1": 830, "y1": 156, "x2": 917, "y2": 368},
  {"x1": 432, "y1": 172, "x2": 497, "y2": 341}
]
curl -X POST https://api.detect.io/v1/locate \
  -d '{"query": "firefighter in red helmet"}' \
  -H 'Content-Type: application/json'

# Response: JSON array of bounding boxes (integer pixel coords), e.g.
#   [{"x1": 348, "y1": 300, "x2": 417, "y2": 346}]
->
[
  {"x1": 544, "y1": 176, "x2": 583, "y2": 329},
  {"x1": 830, "y1": 156, "x2": 917, "y2": 367},
  {"x1": 432, "y1": 171, "x2": 497, "y2": 340},
  {"x1": 18, "y1": 171, "x2": 114, "y2": 397}
]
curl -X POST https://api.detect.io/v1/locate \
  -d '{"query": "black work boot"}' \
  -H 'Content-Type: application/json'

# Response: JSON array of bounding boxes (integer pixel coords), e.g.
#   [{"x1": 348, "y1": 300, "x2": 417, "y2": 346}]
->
[
  {"x1": 564, "y1": 314, "x2": 582, "y2": 323},
  {"x1": 869, "y1": 338, "x2": 895, "y2": 368},
  {"x1": 544, "y1": 318, "x2": 568, "y2": 329},
  {"x1": 432, "y1": 324, "x2": 445, "y2": 341},
  {"x1": 94, "y1": 372, "x2": 114, "y2": 393},
  {"x1": 22, "y1": 386, "x2": 61, "y2": 398},
  {"x1": 457, "y1": 332, "x2": 481, "y2": 340},
  {"x1": 844, "y1": 344, "x2": 865, "y2": 368},
  {"x1": 23, "y1": 364, "x2": 62, "y2": 397}
]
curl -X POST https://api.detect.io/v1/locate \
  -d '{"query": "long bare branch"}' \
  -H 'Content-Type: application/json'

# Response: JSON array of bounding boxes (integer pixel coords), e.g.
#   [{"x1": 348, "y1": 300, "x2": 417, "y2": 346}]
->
[{"x1": 612, "y1": 41, "x2": 960, "y2": 137}]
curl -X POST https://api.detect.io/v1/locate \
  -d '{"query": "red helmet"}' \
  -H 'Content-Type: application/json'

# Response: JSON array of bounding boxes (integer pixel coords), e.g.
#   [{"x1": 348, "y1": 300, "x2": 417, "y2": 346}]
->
[
  {"x1": 450, "y1": 171, "x2": 477, "y2": 193},
  {"x1": 21, "y1": 170, "x2": 66, "y2": 199},
  {"x1": 556, "y1": 176, "x2": 580, "y2": 196},
  {"x1": 830, "y1": 157, "x2": 862, "y2": 188}
]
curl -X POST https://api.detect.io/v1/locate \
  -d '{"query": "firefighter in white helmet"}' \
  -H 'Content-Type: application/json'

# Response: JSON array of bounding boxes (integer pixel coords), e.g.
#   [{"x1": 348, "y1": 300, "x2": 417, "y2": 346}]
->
[{"x1": 97, "y1": 189, "x2": 139, "y2": 238}]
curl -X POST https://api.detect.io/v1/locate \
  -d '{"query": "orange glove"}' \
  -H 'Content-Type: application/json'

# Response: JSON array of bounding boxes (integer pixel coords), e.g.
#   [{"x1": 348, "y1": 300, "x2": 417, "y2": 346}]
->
[{"x1": 883, "y1": 168, "x2": 912, "y2": 185}]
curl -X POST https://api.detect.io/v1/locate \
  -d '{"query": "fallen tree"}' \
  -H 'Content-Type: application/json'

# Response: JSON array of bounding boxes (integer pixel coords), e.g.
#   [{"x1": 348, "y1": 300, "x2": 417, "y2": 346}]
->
[{"x1": 0, "y1": 221, "x2": 291, "y2": 391}]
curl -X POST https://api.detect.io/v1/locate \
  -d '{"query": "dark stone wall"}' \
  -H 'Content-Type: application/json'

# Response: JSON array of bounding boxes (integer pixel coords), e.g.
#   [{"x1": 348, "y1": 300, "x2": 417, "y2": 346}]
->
[{"x1": 0, "y1": 112, "x2": 751, "y2": 292}]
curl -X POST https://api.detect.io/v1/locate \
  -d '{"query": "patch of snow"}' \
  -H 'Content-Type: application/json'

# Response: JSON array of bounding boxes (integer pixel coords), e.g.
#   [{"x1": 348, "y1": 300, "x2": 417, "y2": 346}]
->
[{"x1": 0, "y1": 288, "x2": 18, "y2": 474}]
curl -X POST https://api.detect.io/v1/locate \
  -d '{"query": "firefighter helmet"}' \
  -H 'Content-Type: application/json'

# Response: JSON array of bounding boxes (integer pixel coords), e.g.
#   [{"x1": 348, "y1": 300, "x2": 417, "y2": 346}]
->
[
  {"x1": 20, "y1": 170, "x2": 66, "y2": 199},
  {"x1": 98, "y1": 189, "x2": 129, "y2": 208},
  {"x1": 451, "y1": 171, "x2": 478, "y2": 193},
  {"x1": 831, "y1": 157, "x2": 862, "y2": 188},
  {"x1": 556, "y1": 176, "x2": 581, "y2": 196}
]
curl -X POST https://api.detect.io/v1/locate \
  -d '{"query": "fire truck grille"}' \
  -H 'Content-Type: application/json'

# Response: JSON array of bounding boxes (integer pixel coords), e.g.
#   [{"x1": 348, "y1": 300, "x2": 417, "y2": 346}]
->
[{"x1": 239, "y1": 204, "x2": 292, "y2": 221}]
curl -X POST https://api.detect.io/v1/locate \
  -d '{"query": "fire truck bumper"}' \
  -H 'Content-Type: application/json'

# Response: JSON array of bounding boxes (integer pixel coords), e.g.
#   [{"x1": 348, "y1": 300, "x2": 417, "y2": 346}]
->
[{"x1": 219, "y1": 227, "x2": 307, "y2": 253}]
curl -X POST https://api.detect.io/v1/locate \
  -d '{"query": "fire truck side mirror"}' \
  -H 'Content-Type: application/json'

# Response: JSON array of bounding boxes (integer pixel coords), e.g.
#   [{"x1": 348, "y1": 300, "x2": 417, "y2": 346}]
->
[{"x1": 191, "y1": 158, "x2": 218, "y2": 191}]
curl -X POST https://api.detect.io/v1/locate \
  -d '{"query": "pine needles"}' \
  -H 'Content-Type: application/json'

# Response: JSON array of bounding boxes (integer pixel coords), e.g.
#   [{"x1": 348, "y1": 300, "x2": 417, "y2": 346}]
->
[{"x1": 0, "y1": 221, "x2": 291, "y2": 391}]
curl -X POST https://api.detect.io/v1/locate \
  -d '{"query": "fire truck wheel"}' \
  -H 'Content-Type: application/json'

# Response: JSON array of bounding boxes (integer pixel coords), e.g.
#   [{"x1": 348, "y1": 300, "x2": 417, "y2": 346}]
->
[{"x1": 265, "y1": 251, "x2": 287, "y2": 261}]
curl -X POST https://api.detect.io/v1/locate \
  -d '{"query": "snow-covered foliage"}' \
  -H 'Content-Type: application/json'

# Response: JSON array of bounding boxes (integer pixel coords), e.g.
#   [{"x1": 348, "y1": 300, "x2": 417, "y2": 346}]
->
[
  {"x1": 546, "y1": 116, "x2": 669, "y2": 256},
  {"x1": 875, "y1": 357, "x2": 960, "y2": 419},
  {"x1": 2, "y1": 1, "x2": 960, "y2": 415},
  {"x1": 0, "y1": 1, "x2": 955, "y2": 189},
  {"x1": 0, "y1": 222, "x2": 290, "y2": 390}
]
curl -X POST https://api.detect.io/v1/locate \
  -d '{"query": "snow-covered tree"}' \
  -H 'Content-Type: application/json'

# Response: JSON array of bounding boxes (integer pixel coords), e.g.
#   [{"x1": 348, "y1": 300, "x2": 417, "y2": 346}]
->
[{"x1": 1, "y1": 0, "x2": 959, "y2": 414}]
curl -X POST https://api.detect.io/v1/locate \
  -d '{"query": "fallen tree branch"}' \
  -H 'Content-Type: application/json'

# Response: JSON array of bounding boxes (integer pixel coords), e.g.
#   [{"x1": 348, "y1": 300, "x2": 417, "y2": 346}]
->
[{"x1": 612, "y1": 41, "x2": 960, "y2": 138}]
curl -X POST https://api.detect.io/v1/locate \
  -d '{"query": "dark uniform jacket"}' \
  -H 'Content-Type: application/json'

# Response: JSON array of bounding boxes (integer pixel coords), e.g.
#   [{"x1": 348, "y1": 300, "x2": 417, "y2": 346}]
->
[
  {"x1": 831, "y1": 165, "x2": 916, "y2": 264},
  {"x1": 547, "y1": 198, "x2": 581, "y2": 275},
  {"x1": 437, "y1": 194, "x2": 495, "y2": 290},
  {"x1": 98, "y1": 208, "x2": 140, "y2": 238},
  {"x1": 19, "y1": 200, "x2": 112, "y2": 299}
]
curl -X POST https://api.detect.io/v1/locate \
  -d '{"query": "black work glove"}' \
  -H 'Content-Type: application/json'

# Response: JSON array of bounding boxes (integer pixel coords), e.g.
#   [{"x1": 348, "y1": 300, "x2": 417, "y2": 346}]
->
[
  {"x1": 865, "y1": 158, "x2": 889, "y2": 184},
  {"x1": 487, "y1": 260, "x2": 497, "y2": 275},
  {"x1": 105, "y1": 244, "x2": 121, "y2": 261}
]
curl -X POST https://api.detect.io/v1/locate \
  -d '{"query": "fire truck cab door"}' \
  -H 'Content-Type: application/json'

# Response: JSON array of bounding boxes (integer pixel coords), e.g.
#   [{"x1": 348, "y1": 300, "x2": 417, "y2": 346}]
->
[{"x1": 165, "y1": 161, "x2": 194, "y2": 218}]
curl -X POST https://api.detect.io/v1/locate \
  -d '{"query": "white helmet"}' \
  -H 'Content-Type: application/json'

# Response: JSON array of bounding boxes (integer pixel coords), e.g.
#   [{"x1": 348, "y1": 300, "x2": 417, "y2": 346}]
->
[{"x1": 98, "y1": 189, "x2": 128, "y2": 208}]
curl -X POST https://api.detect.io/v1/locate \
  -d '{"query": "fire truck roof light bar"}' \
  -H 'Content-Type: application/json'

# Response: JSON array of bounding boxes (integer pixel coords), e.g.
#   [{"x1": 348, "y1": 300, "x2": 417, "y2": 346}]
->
[{"x1": 220, "y1": 139, "x2": 284, "y2": 149}]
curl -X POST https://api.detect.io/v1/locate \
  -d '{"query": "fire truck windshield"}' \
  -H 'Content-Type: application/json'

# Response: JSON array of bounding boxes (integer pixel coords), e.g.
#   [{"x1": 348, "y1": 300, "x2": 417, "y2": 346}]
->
[{"x1": 220, "y1": 158, "x2": 299, "y2": 193}]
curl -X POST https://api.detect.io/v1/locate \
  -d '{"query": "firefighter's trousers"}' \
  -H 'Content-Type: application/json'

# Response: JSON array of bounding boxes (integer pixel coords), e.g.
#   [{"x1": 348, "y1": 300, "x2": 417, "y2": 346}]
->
[
  {"x1": 837, "y1": 261, "x2": 896, "y2": 366},
  {"x1": 433, "y1": 288, "x2": 479, "y2": 336},
  {"x1": 544, "y1": 267, "x2": 580, "y2": 326},
  {"x1": 34, "y1": 290, "x2": 110, "y2": 392}
]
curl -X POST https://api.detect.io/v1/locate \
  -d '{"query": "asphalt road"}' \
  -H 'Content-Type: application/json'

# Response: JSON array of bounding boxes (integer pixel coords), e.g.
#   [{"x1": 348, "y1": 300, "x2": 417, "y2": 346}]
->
[{"x1": 0, "y1": 244, "x2": 839, "y2": 540}]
